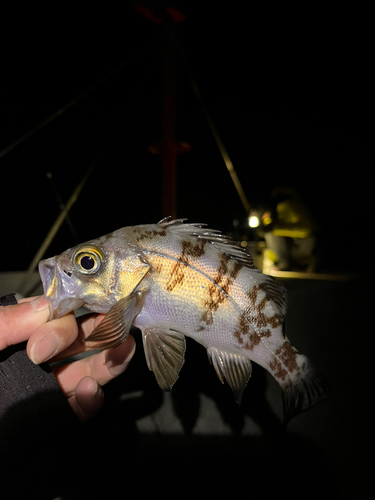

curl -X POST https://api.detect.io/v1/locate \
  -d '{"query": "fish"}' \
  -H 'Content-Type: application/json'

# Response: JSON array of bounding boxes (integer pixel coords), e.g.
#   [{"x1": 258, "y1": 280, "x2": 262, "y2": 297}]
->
[{"x1": 38, "y1": 217, "x2": 329, "y2": 422}]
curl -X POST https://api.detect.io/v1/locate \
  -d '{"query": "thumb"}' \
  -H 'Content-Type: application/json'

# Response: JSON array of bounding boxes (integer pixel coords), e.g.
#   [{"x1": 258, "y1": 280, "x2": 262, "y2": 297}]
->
[{"x1": 0, "y1": 296, "x2": 51, "y2": 350}]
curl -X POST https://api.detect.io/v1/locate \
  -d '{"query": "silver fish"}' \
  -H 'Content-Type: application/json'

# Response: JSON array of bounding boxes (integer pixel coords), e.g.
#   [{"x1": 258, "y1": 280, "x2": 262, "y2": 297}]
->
[{"x1": 39, "y1": 218, "x2": 329, "y2": 421}]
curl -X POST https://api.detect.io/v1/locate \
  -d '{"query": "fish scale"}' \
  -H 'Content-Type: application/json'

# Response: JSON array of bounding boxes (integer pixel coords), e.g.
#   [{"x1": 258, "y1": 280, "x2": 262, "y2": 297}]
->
[{"x1": 38, "y1": 217, "x2": 330, "y2": 422}]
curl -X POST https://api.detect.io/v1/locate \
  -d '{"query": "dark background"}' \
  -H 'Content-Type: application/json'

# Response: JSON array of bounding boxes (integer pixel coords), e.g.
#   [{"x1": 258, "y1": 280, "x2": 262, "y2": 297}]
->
[{"x1": 0, "y1": 3, "x2": 372, "y2": 273}]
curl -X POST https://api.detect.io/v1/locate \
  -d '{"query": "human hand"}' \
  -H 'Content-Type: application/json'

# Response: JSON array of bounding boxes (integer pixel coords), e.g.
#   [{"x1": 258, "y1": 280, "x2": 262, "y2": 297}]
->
[{"x1": 0, "y1": 295, "x2": 135, "y2": 422}]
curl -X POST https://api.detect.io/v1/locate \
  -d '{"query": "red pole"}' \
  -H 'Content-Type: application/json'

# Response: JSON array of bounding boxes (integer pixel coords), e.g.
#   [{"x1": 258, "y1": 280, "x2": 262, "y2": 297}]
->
[{"x1": 138, "y1": 6, "x2": 190, "y2": 218}]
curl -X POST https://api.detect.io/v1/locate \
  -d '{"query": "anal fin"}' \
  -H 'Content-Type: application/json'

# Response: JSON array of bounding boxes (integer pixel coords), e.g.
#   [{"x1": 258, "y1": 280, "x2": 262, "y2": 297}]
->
[
  {"x1": 85, "y1": 291, "x2": 144, "y2": 350},
  {"x1": 142, "y1": 328, "x2": 186, "y2": 391},
  {"x1": 207, "y1": 347, "x2": 252, "y2": 403}
]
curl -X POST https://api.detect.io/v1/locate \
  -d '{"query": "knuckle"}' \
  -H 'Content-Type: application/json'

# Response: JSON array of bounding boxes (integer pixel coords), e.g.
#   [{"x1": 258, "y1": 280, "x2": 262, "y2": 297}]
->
[{"x1": 0, "y1": 306, "x2": 16, "y2": 348}]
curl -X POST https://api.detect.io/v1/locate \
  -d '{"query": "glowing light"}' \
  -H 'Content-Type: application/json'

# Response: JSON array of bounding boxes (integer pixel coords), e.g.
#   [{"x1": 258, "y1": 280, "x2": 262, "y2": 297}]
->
[{"x1": 248, "y1": 215, "x2": 260, "y2": 228}]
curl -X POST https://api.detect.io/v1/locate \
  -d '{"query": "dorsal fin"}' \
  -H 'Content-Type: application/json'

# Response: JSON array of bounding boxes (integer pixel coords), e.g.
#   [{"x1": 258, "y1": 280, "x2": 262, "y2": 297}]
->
[{"x1": 157, "y1": 218, "x2": 257, "y2": 270}]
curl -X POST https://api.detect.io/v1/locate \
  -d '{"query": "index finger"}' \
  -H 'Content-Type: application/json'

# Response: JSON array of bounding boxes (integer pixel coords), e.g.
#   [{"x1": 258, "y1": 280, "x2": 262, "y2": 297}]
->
[
  {"x1": 0, "y1": 296, "x2": 50, "y2": 350},
  {"x1": 48, "y1": 313, "x2": 106, "y2": 361}
]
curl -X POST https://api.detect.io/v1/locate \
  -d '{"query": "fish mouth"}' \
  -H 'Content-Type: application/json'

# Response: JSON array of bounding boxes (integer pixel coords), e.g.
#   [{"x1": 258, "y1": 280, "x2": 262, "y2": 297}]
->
[{"x1": 38, "y1": 258, "x2": 84, "y2": 320}]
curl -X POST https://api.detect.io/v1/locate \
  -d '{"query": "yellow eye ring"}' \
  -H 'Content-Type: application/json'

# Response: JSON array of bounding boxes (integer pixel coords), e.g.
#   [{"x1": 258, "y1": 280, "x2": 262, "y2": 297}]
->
[{"x1": 73, "y1": 246, "x2": 104, "y2": 275}]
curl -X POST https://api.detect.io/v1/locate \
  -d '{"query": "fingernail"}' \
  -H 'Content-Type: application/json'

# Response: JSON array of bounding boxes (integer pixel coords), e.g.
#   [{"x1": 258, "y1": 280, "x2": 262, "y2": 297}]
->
[
  {"x1": 30, "y1": 295, "x2": 50, "y2": 312},
  {"x1": 30, "y1": 332, "x2": 61, "y2": 364},
  {"x1": 94, "y1": 383, "x2": 104, "y2": 401}
]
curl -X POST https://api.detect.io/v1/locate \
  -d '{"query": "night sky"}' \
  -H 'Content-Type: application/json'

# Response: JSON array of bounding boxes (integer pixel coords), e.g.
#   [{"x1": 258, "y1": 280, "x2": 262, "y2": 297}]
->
[{"x1": 1, "y1": 4, "x2": 372, "y2": 273}]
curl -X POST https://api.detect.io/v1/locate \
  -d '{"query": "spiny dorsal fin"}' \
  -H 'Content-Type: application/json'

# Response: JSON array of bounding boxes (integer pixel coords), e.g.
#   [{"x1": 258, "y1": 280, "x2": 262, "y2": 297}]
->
[{"x1": 158, "y1": 218, "x2": 257, "y2": 270}]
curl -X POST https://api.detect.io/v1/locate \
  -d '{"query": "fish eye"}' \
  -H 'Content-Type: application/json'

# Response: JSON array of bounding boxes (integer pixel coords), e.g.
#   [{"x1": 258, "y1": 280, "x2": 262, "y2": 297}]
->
[{"x1": 73, "y1": 246, "x2": 103, "y2": 275}]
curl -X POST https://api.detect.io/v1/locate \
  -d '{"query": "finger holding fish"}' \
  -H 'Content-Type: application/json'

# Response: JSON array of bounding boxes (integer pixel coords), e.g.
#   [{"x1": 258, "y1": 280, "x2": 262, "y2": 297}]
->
[
  {"x1": 26, "y1": 311, "x2": 79, "y2": 364},
  {"x1": 47, "y1": 312, "x2": 108, "y2": 361},
  {"x1": 52, "y1": 334, "x2": 136, "y2": 399},
  {"x1": 0, "y1": 294, "x2": 136, "y2": 423},
  {"x1": 0, "y1": 296, "x2": 50, "y2": 350},
  {"x1": 69, "y1": 376, "x2": 105, "y2": 422},
  {"x1": 24, "y1": 305, "x2": 136, "y2": 421},
  {"x1": 25, "y1": 309, "x2": 108, "y2": 364},
  {"x1": 24, "y1": 302, "x2": 135, "y2": 384}
]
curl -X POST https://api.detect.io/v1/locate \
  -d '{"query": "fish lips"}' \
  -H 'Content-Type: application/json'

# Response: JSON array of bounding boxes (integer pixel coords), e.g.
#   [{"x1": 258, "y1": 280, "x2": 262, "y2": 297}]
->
[{"x1": 38, "y1": 257, "x2": 84, "y2": 320}]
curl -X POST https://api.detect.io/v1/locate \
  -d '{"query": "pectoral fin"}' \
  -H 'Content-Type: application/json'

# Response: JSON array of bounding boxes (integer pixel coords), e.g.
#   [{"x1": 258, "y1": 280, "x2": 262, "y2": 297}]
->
[
  {"x1": 86, "y1": 291, "x2": 145, "y2": 350},
  {"x1": 142, "y1": 328, "x2": 186, "y2": 390},
  {"x1": 207, "y1": 347, "x2": 252, "y2": 403}
]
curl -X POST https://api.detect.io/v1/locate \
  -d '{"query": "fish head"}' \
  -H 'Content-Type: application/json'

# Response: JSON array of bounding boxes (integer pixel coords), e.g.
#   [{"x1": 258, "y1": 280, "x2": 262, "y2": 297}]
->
[{"x1": 38, "y1": 231, "x2": 150, "y2": 320}]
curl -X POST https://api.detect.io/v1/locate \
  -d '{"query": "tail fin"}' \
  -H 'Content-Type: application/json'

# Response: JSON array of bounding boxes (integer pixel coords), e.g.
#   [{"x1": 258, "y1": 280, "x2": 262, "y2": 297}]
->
[{"x1": 282, "y1": 357, "x2": 330, "y2": 424}]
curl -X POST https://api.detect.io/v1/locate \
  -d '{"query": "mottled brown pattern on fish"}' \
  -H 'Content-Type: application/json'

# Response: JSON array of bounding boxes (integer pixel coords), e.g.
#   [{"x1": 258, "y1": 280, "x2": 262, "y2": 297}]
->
[
  {"x1": 230, "y1": 260, "x2": 242, "y2": 280},
  {"x1": 134, "y1": 228, "x2": 167, "y2": 242},
  {"x1": 269, "y1": 341, "x2": 299, "y2": 381},
  {"x1": 258, "y1": 281, "x2": 285, "y2": 309},
  {"x1": 200, "y1": 253, "x2": 235, "y2": 325},
  {"x1": 233, "y1": 313, "x2": 250, "y2": 343},
  {"x1": 232, "y1": 283, "x2": 283, "y2": 351},
  {"x1": 248, "y1": 284, "x2": 283, "y2": 331},
  {"x1": 166, "y1": 260, "x2": 186, "y2": 291},
  {"x1": 153, "y1": 261, "x2": 163, "y2": 274},
  {"x1": 218, "y1": 252, "x2": 230, "y2": 274},
  {"x1": 166, "y1": 239, "x2": 206, "y2": 292},
  {"x1": 181, "y1": 239, "x2": 206, "y2": 259},
  {"x1": 233, "y1": 309, "x2": 272, "y2": 351}
]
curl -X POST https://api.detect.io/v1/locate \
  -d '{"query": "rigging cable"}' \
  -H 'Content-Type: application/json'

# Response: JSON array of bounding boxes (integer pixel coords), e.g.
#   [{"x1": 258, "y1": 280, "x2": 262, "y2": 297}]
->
[
  {"x1": 0, "y1": 35, "x2": 161, "y2": 161},
  {"x1": 178, "y1": 45, "x2": 251, "y2": 215}
]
